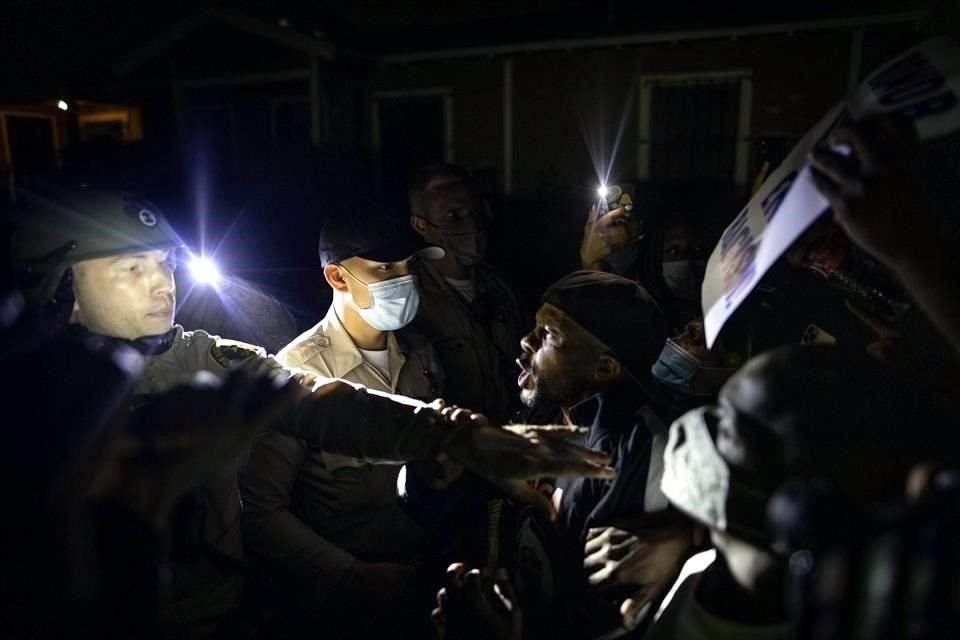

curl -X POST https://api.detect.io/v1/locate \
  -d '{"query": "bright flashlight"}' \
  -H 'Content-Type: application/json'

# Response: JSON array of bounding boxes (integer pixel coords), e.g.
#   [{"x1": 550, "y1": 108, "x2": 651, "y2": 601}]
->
[
  {"x1": 57, "y1": 100, "x2": 69, "y2": 111},
  {"x1": 597, "y1": 184, "x2": 609, "y2": 198},
  {"x1": 189, "y1": 256, "x2": 220, "y2": 285}
]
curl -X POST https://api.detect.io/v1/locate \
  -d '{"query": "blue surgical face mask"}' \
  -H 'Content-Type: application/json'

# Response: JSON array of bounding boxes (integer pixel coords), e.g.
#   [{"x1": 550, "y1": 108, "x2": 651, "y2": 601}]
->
[
  {"x1": 651, "y1": 338, "x2": 736, "y2": 396},
  {"x1": 651, "y1": 338, "x2": 701, "y2": 390},
  {"x1": 354, "y1": 274, "x2": 420, "y2": 331}
]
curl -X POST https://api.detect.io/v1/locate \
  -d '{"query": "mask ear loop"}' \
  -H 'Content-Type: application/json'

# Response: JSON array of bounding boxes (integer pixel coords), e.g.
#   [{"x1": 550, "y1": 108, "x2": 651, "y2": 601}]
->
[{"x1": 334, "y1": 263, "x2": 373, "y2": 310}]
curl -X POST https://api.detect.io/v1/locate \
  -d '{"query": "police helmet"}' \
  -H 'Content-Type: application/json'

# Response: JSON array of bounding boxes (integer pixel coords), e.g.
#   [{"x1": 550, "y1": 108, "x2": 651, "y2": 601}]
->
[{"x1": 10, "y1": 187, "x2": 182, "y2": 304}]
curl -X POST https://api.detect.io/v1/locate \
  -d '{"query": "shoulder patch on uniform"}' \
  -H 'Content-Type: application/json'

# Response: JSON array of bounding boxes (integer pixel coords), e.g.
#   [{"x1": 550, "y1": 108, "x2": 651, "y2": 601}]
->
[
  {"x1": 277, "y1": 333, "x2": 327, "y2": 368},
  {"x1": 210, "y1": 339, "x2": 265, "y2": 367},
  {"x1": 305, "y1": 332, "x2": 332, "y2": 350}
]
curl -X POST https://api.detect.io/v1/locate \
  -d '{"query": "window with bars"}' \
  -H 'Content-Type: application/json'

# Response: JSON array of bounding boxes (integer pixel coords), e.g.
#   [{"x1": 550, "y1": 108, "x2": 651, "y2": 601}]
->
[{"x1": 638, "y1": 72, "x2": 752, "y2": 185}]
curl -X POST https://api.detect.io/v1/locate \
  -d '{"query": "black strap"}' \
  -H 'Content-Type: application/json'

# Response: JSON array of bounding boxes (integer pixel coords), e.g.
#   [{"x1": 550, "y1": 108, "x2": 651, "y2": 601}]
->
[{"x1": 71, "y1": 325, "x2": 177, "y2": 356}]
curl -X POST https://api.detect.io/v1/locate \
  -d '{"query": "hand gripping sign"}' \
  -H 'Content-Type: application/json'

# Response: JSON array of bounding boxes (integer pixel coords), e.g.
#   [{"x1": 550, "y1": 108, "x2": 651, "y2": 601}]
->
[{"x1": 702, "y1": 37, "x2": 960, "y2": 348}]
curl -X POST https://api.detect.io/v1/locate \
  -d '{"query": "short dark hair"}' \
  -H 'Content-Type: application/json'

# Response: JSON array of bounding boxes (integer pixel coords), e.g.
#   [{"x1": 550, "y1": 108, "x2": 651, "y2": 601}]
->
[
  {"x1": 407, "y1": 163, "x2": 473, "y2": 216},
  {"x1": 722, "y1": 345, "x2": 953, "y2": 494}
]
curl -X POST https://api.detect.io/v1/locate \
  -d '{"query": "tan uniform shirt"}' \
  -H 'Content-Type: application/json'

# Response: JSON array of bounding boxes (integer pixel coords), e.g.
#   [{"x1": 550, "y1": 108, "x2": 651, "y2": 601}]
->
[
  {"x1": 240, "y1": 307, "x2": 444, "y2": 591},
  {"x1": 133, "y1": 326, "x2": 271, "y2": 398},
  {"x1": 131, "y1": 326, "x2": 274, "y2": 634},
  {"x1": 130, "y1": 325, "x2": 453, "y2": 634},
  {"x1": 412, "y1": 261, "x2": 525, "y2": 422}
]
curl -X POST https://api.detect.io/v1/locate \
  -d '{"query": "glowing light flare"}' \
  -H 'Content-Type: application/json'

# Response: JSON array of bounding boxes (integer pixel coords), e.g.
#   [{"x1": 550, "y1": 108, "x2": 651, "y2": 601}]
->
[
  {"x1": 57, "y1": 100, "x2": 69, "y2": 111},
  {"x1": 575, "y1": 77, "x2": 637, "y2": 202},
  {"x1": 597, "y1": 184, "x2": 609, "y2": 198},
  {"x1": 189, "y1": 256, "x2": 221, "y2": 285}
]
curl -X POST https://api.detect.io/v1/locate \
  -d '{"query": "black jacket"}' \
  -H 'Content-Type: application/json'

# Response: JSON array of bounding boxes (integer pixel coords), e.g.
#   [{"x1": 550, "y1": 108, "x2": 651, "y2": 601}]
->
[
  {"x1": 556, "y1": 386, "x2": 668, "y2": 541},
  {"x1": 400, "y1": 383, "x2": 670, "y2": 639}
]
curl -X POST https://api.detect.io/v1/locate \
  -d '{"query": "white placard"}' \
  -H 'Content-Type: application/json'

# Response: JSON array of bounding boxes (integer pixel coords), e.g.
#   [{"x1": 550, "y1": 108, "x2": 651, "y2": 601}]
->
[{"x1": 703, "y1": 37, "x2": 960, "y2": 347}]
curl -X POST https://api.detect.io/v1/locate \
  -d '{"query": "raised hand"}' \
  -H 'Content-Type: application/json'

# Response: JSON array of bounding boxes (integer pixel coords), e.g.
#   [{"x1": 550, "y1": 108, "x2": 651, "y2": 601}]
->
[
  {"x1": 91, "y1": 364, "x2": 300, "y2": 526},
  {"x1": 584, "y1": 518, "x2": 694, "y2": 629},
  {"x1": 445, "y1": 421, "x2": 613, "y2": 523},
  {"x1": 580, "y1": 205, "x2": 633, "y2": 270},
  {"x1": 809, "y1": 114, "x2": 960, "y2": 354},
  {"x1": 809, "y1": 114, "x2": 932, "y2": 268}
]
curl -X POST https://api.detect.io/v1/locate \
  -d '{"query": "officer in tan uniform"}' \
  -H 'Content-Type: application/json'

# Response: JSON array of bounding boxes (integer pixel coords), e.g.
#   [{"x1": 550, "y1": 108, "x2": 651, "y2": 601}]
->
[
  {"x1": 408, "y1": 164, "x2": 526, "y2": 423},
  {"x1": 242, "y1": 212, "x2": 447, "y2": 634},
  {"x1": 10, "y1": 187, "x2": 614, "y2": 639}
]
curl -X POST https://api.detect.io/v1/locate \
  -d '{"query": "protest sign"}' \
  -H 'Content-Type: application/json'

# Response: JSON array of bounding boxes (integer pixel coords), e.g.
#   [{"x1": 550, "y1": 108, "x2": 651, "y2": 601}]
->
[{"x1": 703, "y1": 37, "x2": 960, "y2": 347}]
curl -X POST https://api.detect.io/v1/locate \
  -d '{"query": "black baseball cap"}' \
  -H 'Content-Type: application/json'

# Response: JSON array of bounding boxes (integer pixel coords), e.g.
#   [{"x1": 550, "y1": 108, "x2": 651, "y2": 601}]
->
[{"x1": 318, "y1": 213, "x2": 444, "y2": 266}]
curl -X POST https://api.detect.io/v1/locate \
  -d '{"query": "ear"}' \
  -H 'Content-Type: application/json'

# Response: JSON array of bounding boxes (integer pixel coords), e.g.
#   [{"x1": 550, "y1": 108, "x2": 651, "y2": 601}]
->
[
  {"x1": 410, "y1": 215, "x2": 429, "y2": 237},
  {"x1": 594, "y1": 353, "x2": 623, "y2": 384},
  {"x1": 69, "y1": 269, "x2": 82, "y2": 321},
  {"x1": 323, "y1": 263, "x2": 350, "y2": 293}
]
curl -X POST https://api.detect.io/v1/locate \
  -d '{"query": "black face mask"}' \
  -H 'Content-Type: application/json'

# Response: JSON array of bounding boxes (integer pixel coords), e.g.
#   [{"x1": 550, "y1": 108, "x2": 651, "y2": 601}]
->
[
  {"x1": 605, "y1": 239, "x2": 641, "y2": 276},
  {"x1": 662, "y1": 259, "x2": 706, "y2": 304}
]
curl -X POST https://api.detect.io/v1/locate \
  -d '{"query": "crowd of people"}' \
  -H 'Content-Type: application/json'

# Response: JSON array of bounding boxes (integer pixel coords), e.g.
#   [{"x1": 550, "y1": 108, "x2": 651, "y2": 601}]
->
[{"x1": 2, "y1": 100, "x2": 958, "y2": 640}]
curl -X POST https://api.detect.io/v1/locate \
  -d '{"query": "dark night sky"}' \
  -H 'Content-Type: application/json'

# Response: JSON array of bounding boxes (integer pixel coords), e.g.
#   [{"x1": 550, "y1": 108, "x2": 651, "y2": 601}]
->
[{"x1": 1, "y1": 0, "x2": 940, "y2": 100}]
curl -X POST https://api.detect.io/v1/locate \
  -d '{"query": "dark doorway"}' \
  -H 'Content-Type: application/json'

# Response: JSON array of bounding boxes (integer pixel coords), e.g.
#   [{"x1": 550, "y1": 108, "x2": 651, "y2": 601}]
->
[
  {"x1": 6, "y1": 115, "x2": 57, "y2": 175},
  {"x1": 274, "y1": 99, "x2": 311, "y2": 148},
  {"x1": 378, "y1": 94, "x2": 447, "y2": 185}
]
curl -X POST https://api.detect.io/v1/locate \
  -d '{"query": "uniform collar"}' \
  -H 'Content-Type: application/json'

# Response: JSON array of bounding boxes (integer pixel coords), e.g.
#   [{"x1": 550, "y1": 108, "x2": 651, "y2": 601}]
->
[
  {"x1": 320, "y1": 306, "x2": 407, "y2": 387},
  {"x1": 69, "y1": 323, "x2": 178, "y2": 356}
]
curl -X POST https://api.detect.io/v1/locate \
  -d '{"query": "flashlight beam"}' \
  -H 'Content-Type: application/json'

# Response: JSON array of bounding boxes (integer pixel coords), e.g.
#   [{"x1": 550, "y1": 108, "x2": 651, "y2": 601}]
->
[{"x1": 189, "y1": 256, "x2": 220, "y2": 285}]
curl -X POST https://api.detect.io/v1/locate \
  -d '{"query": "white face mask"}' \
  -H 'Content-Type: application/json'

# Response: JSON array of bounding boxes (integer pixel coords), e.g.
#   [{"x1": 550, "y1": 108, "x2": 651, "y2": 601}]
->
[
  {"x1": 354, "y1": 274, "x2": 420, "y2": 331},
  {"x1": 661, "y1": 406, "x2": 731, "y2": 531},
  {"x1": 442, "y1": 230, "x2": 487, "y2": 266}
]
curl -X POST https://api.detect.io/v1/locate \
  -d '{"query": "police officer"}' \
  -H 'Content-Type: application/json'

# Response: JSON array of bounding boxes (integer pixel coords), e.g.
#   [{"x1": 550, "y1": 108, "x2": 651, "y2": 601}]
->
[
  {"x1": 242, "y1": 208, "x2": 447, "y2": 635},
  {"x1": 10, "y1": 186, "x2": 614, "y2": 638},
  {"x1": 408, "y1": 164, "x2": 526, "y2": 424},
  {"x1": 0, "y1": 287, "x2": 305, "y2": 639}
]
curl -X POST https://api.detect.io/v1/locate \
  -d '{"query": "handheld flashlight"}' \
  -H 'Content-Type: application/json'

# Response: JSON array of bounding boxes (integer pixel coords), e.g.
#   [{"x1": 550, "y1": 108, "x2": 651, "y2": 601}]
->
[
  {"x1": 596, "y1": 183, "x2": 632, "y2": 218},
  {"x1": 595, "y1": 182, "x2": 641, "y2": 236},
  {"x1": 596, "y1": 184, "x2": 613, "y2": 217}
]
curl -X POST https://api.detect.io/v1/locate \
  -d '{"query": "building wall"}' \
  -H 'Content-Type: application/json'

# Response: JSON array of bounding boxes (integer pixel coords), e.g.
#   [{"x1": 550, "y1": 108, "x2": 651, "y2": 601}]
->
[
  {"x1": 375, "y1": 24, "x2": 920, "y2": 197},
  {"x1": 375, "y1": 57, "x2": 503, "y2": 170}
]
